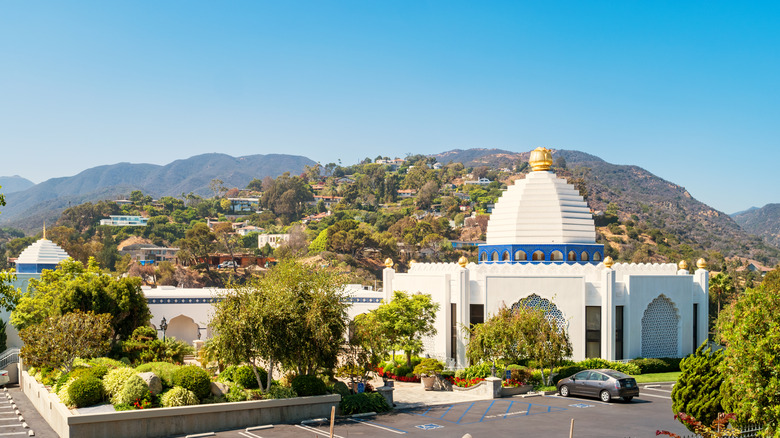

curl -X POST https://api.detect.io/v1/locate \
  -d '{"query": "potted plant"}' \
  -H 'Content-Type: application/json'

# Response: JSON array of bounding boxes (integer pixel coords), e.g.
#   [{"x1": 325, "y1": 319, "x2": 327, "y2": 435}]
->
[{"x1": 413, "y1": 358, "x2": 444, "y2": 391}]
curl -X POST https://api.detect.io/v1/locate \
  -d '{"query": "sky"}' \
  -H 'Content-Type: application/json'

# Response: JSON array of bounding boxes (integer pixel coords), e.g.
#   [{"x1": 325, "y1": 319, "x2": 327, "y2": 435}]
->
[{"x1": 1, "y1": 1, "x2": 778, "y2": 214}]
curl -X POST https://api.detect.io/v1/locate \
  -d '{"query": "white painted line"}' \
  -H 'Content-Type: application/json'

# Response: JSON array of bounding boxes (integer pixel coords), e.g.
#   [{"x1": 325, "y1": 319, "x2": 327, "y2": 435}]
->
[
  {"x1": 351, "y1": 412, "x2": 376, "y2": 418},
  {"x1": 295, "y1": 424, "x2": 344, "y2": 438},
  {"x1": 184, "y1": 433, "x2": 215, "y2": 438},
  {"x1": 246, "y1": 425, "x2": 273, "y2": 431},
  {"x1": 238, "y1": 432, "x2": 261, "y2": 438},
  {"x1": 639, "y1": 393, "x2": 671, "y2": 399},
  {"x1": 349, "y1": 418, "x2": 406, "y2": 434},
  {"x1": 0, "y1": 425, "x2": 24, "y2": 428},
  {"x1": 642, "y1": 387, "x2": 672, "y2": 393},
  {"x1": 300, "y1": 418, "x2": 328, "y2": 425},
  {"x1": 0, "y1": 432, "x2": 28, "y2": 436}
]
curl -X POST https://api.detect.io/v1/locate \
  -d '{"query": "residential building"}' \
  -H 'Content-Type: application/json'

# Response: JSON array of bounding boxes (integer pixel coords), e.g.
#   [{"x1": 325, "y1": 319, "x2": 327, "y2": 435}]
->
[{"x1": 99, "y1": 215, "x2": 148, "y2": 226}]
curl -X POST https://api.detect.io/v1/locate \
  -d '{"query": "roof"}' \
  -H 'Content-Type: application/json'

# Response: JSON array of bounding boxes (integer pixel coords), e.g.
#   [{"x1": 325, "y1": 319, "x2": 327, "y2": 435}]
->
[{"x1": 16, "y1": 239, "x2": 71, "y2": 265}]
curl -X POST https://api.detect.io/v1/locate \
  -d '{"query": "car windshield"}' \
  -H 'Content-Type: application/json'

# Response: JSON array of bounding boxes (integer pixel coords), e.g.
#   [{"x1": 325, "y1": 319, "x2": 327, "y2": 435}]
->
[{"x1": 602, "y1": 370, "x2": 630, "y2": 379}]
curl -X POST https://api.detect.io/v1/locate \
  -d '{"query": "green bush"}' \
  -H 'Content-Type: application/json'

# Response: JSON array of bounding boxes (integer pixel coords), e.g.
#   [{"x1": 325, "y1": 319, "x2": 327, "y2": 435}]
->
[
  {"x1": 265, "y1": 385, "x2": 298, "y2": 400},
  {"x1": 340, "y1": 392, "x2": 391, "y2": 415},
  {"x1": 413, "y1": 358, "x2": 444, "y2": 376},
  {"x1": 232, "y1": 365, "x2": 265, "y2": 389},
  {"x1": 508, "y1": 366, "x2": 532, "y2": 383},
  {"x1": 291, "y1": 375, "x2": 327, "y2": 397},
  {"x1": 219, "y1": 365, "x2": 238, "y2": 382},
  {"x1": 329, "y1": 381, "x2": 351, "y2": 397},
  {"x1": 104, "y1": 368, "x2": 138, "y2": 399},
  {"x1": 552, "y1": 365, "x2": 585, "y2": 385},
  {"x1": 68, "y1": 376, "x2": 105, "y2": 408},
  {"x1": 57, "y1": 379, "x2": 75, "y2": 407},
  {"x1": 671, "y1": 345, "x2": 724, "y2": 433},
  {"x1": 171, "y1": 365, "x2": 211, "y2": 400},
  {"x1": 161, "y1": 386, "x2": 199, "y2": 407},
  {"x1": 224, "y1": 383, "x2": 250, "y2": 402},
  {"x1": 460, "y1": 362, "x2": 501, "y2": 380},
  {"x1": 114, "y1": 375, "x2": 151, "y2": 406},
  {"x1": 88, "y1": 357, "x2": 128, "y2": 370},
  {"x1": 135, "y1": 362, "x2": 180, "y2": 388},
  {"x1": 56, "y1": 365, "x2": 109, "y2": 393},
  {"x1": 629, "y1": 357, "x2": 682, "y2": 374},
  {"x1": 577, "y1": 358, "x2": 640, "y2": 375}
]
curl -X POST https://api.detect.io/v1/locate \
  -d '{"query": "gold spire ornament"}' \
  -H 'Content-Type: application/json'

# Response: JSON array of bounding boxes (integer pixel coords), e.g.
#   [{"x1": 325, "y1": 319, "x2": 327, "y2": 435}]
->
[
  {"x1": 384, "y1": 258, "x2": 394, "y2": 268},
  {"x1": 458, "y1": 256, "x2": 468, "y2": 268},
  {"x1": 43, "y1": 221, "x2": 47, "y2": 239},
  {"x1": 678, "y1": 260, "x2": 688, "y2": 270},
  {"x1": 529, "y1": 147, "x2": 553, "y2": 172},
  {"x1": 603, "y1": 256, "x2": 614, "y2": 269},
  {"x1": 696, "y1": 258, "x2": 707, "y2": 270}
]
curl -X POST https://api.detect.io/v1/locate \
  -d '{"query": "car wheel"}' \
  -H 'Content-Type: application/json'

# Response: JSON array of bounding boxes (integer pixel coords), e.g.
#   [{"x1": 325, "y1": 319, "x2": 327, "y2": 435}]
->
[
  {"x1": 559, "y1": 385, "x2": 570, "y2": 397},
  {"x1": 622, "y1": 396, "x2": 633, "y2": 402},
  {"x1": 600, "y1": 390, "x2": 611, "y2": 403}
]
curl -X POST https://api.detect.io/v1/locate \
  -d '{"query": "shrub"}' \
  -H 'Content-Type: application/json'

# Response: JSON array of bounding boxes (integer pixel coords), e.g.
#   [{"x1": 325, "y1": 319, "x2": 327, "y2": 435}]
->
[
  {"x1": 88, "y1": 357, "x2": 128, "y2": 370},
  {"x1": 577, "y1": 358, "x2": 640, "y2": 375},
  {"x1": 508, "y1": 366, "x2": 532, "y2": 383},
  {"x1": 340, "y1": 392, "x2": 391, "y2": 415},
  {"x1": 171, "y1": 365, "x2": 211, "y2": 400},
  {"x1": 291, "y1": 375, "x2": 327, "y2": 397},
  {"x1": 68, "y1": 376, "x2": 105, "y2": 408},
  {"x1": 329, "y1": 381, "x2": 351, "y2": 397},
  {"x1": 135, "y1": 362, "x2": 180, "y2": 388},
  {"x1": 104, "y1": 368, "x2": 138, "y2": 399},
  {"x1": 629, "y1": 357, "x2": 681, "y2": 374},
  {"x1": 232, "y1": 365, "x2": 266, "y2": 389},
  {"x1": 224, "y1": 383, "x2": 250, "y2": 402},
  {"x1": 265, "y1": 385, "x2": 298, "y2": 400},
  {"x1": 57, "y1": 379, "x2": 75, "y2": 407},
  {"x1": 413, "y1": 358, "x2": 444, "y2": 377},
  {"x1": 552, "y1": 365, "x2": 585, "y2": 385},
  {"x1": 114, "y1": 375, "x2": 151, "y2": 406},
  {"x1": 461, "y1": 362, "x2": 500, "y2": 380},
  {"x1": 671, "y1": 345, "x2": 724, "y2": 433},
  {"x1": 161, "y1": 386, "x2": 199, "y2": 407}
]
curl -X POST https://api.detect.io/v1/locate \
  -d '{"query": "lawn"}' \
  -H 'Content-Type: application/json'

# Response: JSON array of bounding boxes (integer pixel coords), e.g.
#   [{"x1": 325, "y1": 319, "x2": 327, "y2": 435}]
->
[{"x1": 634, "y1": 371, "x2": 680, "y2": 383}]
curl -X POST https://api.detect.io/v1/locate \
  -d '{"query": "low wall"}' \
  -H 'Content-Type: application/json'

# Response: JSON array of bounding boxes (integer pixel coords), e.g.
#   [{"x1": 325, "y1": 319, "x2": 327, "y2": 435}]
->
[{"x1": 21, "y1": 370, "x2": 340, "y2": 438}]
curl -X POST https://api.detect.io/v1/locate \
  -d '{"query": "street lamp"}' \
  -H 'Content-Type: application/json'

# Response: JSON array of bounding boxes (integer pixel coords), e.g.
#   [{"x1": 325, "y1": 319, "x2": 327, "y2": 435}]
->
[{"x1": 160, "y1": 317, "x2": 168, "y2": 341}]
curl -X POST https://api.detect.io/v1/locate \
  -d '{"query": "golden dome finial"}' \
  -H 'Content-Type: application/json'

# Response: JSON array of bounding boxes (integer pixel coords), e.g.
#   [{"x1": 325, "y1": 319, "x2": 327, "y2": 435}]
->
[
  {"x1": 458, "y1": 256, "x2": 468, "y2": 268},
  {"x1": 678, "y1": 260, "x2": 688, "y2": 270},
  {"x1": 384, "y1": 258, "x2": 394, "y2": 268},
  {"x1": 410, "y1": 260, "x2": 417, "y2": 265},
  {"x1": 603, "y1": 256, "x2": 614, "y2": 269},
  {"x1": 696, "y1": 258, "x2": 707, "y2": 270},
  {"x1": 43, "y1": 221, "x2": 47, "y2": 240},
  {"x1": 529, "y1": 147, "x2": 553, "y2": 172}
]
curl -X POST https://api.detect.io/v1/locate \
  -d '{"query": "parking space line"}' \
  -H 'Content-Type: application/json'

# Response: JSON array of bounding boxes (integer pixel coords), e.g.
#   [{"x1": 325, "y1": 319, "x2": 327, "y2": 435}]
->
[
  {"x1": 238, "y1": 432, "x2": 261, "y2": 438},
  {"x1": 295, "y1": 424, "x2": 344, "y2": 438},
  {"x1": 643, "y1": 388, "x2": 672, "y2": 393},
  {"x1": 478, "y1": 400, "x2": 496, "y2": 422},
  {"x1": 437, "y1": 404, "x2": 455, "y2": 419},
  {"x1": 349, "y1": 418, "x2": 407, "y2": 434},
  {"x1": 455, "y1": 402, "x2": 475, "y2": 424},
  {"x1": 640, "y1": 393, "x2": 671, "y2": 399}
]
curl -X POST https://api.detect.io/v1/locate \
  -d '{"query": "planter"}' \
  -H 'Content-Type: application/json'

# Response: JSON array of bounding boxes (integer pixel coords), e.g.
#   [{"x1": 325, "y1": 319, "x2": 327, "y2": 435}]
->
[
  {"x1": 500, "y1": 384, "x2": 533, "y2": 397},
  {"x1": 420, "y1": 376, "x2": 436, "y2": 391}
]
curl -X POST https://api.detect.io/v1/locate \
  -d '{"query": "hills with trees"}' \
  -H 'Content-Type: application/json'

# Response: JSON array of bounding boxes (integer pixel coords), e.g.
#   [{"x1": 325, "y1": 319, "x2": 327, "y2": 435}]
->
[{"x1": 732, "y1": 203, "x2": 780, "y2": 248}]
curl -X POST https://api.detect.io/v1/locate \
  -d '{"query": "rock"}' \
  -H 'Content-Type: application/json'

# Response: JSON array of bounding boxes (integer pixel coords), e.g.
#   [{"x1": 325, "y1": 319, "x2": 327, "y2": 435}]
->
[
  {"x1": 211, "y1": 381, "x2": 229, "y2": 397},
  {"x1": 138, "y1": 372, "x2": 162, "y2": 395}
]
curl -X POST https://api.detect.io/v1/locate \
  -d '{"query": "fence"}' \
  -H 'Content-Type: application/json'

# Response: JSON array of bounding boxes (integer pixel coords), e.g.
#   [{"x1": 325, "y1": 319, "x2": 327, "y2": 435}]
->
[
  {"x1": 0, "y1": 348, "x2": 19, "y2": 369},
  {"x1": 633, "y1": 423, "x2": 764, "y2": 438}
]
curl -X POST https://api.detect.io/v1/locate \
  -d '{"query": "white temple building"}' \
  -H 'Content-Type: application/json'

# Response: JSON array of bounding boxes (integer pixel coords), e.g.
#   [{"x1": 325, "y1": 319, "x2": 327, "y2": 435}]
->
[{"x1": 382, "y1": 147, "x2": 709, "y2": 367}]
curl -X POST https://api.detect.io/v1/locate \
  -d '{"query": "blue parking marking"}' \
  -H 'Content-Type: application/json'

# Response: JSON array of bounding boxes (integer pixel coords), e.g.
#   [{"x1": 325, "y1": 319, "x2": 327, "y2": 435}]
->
[{"x1": 416, "y1": 400, "x2": 567, "y2": 425}]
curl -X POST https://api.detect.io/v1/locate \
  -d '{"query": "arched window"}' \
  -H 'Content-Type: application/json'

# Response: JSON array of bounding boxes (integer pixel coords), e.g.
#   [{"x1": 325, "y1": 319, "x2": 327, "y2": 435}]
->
[
  {"x1": 502, "y1": 251, "x2": 510, "y2": 262},
  {"x1": 480, "y1": 252, "x2": 487, "y2": 262},
  {"x1": 593, "y1": 252, "x2": 602, "y2": 261},
  {"x1": 568, "y1": 251, "x2": 577, "y2": 261},
  {"x1": 581, "y1": 251, "x2": 589, "y2": 261},
  {"x1": 551, "y1": 250, "x2": 563, "y2": 261},
  {"x1": 491, "y1": 251, "x2": 499, "y2": 261},
  {"x1": 514, "y1": 250, "x2": 527, "y2": 261},
  {"x1": 532, "y1": 250, "x2": 545, "y2": 261}
]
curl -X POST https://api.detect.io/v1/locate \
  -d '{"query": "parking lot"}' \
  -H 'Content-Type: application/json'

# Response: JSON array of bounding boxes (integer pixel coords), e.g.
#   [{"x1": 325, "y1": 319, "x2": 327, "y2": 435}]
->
[{"x1": 205, "y1": 383, "x2": 689, "y2": 438}]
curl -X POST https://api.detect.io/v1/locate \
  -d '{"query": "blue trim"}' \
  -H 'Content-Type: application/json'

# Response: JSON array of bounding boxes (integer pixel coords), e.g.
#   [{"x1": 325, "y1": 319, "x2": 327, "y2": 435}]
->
[
  {"x1": 16, "y1": 263, "x2": 59, "y2": 274},
  {"x1": 146, "y1": 296, "x2": 382, "y2": 305},
  {"x1": 477, "y1": 243, "x2": 604, "y2": 265}
]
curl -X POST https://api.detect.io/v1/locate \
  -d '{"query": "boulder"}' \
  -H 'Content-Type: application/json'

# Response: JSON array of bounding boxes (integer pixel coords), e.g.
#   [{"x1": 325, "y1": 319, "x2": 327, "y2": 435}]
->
[
  {"x1": 138, "y1": 372, "x2": 163, "y2": 395},
  {"x1": 211, "y1": 381, "x2": 229, "y2": 397}
]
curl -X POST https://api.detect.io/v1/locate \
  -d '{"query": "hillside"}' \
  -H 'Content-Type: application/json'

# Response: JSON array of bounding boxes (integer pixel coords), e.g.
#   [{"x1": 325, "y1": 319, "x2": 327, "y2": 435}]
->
[
  {"x1": 733, "y1": 204, "x2": 780, "y2": 248},
  {"x1": 0, "y1": 176, "x2": 35, "y2": 194},
  {"x1": 433, "y1": 148, "x2": 780, "y2": 266},
  {"x1": 0, "y1": 153, "x2": 315, "y2": 232}
]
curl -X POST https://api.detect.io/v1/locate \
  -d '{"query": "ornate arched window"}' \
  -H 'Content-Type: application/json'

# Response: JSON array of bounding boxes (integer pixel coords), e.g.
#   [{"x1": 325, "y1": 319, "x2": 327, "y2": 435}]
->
[
  {"x1": 593, "y1": 252, "x2": 602, "y2": 261},
  {"x1": 514, "y1": 250, "x2": 527, "y2": 261},
  {"x1": 567, "y1": 251, "x2": 577, "y2": 261},
  {"x1": 512, "y1": 294, "x2": 567, "y2": 330},
  {"x1": 491, "y1": 251, "x2": 499, "y2": 261},
  {"x1": 502, "y1": 251, "x2": 510, "y2": 262},
  {"x1": 581, "y1": 251, "x2": 589, "y2": 261},
  {"x1": 551, "y1": 250, "x2": 563, "y2": 261},
  {"x1": 480, "y1": 252, "x2": 487, "y2": 262},
  {"x1": 532, "y1": 250, "x2": 545, "y2": 261}
]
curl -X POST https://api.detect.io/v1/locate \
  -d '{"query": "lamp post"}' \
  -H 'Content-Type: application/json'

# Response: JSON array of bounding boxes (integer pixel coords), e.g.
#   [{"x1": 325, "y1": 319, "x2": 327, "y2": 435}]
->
[{"x1": 160, "y1": 316, "x2": 168, "y2": 341}]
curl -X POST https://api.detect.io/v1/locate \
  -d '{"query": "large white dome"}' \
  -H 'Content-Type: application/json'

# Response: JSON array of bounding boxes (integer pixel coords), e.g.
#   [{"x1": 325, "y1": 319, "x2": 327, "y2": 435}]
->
[
  {"x1": 16, "y1": 238, "x2": 71, "y2": 265},
  {"x1": 485, "y1": 171, "x2": 596, "y2": 245}
]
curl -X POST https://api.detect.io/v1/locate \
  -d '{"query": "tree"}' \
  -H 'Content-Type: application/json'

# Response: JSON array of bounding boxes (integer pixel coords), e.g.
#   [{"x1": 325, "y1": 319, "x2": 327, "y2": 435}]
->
[
  {"x1": 179, "y1": 223, "x2": 216, "y2": 272},
  {"x1": 709, "y1": 273, "x2": 735, "y2": 326},
  {"x1": 717, "y1": 286, "x2": 780, "y2": 433},
  {"x1": 211, "y1": 259, "x2": 349, "y2": 387},
  {"x1": 19, "y1": 310, "x2": 113, "y2": 373},
  {"x1": 260, "y1": 173, "x2": 313, "y2": 223},
  {"x1": 374, "y1": 291, "x2": 439, "y2": 367},
  {"x1": 213, "y1": 223, "x2": 238, "y2": 273},
  {"x1": 0, "y1": 271, "x2": 20, "y2": 313},
  {"x1": 671, "y1": 343, "x2": 725, "y2": 433},
  {"x1": 11, "y1": 258, "x2": 150, "y2": 344},
  {"x1": 762, "y1": 268, "x2": 780, "y2": 292}
]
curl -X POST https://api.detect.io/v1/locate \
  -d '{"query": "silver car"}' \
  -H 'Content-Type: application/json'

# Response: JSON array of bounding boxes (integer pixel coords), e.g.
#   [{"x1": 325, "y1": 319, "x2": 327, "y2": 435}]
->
[{"x1": 556, "y1": 369, "x2": 639, "y2": 402}]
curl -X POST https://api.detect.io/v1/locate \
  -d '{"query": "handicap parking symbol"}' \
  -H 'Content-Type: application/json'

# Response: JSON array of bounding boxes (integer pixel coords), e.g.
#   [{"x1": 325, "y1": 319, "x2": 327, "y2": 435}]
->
[
  {"x1": 569, "y1": 403, "x2": 593, "y2": 408},
  {"x1": 416, "y1": 423, "x2": 444, "y2": 430}
]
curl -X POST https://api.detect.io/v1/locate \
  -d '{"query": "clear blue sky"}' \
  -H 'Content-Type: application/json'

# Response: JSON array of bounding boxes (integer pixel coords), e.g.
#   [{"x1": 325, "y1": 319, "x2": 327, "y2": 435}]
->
[{"x1": 1, "y1": 1, "x2": 778, "y2": 214}]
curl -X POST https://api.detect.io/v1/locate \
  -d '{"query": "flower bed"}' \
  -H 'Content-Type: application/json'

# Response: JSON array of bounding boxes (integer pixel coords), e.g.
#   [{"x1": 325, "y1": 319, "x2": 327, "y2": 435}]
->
[
  {"x1": 451, "y1": 377, "x2": 484, "y2": 388},
  {"x1": 375, "y1": 367, "x2": 420, "y2": 383}
]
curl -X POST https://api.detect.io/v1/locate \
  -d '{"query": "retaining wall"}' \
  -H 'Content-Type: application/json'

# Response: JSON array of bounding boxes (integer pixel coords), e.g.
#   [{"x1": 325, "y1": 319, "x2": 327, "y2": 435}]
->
[{"x1": 21, "y1": 370, "x2": 340, "y2": 438}]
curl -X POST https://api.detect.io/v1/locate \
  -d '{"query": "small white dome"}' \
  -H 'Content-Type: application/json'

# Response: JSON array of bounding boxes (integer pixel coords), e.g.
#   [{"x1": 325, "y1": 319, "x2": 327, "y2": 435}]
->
[
  {"x1": 16, "y1": 239, "x2": 71, "y2": 265},
  {"x1": 485, "y1": 171, "x2": 596, "y2": 245}
]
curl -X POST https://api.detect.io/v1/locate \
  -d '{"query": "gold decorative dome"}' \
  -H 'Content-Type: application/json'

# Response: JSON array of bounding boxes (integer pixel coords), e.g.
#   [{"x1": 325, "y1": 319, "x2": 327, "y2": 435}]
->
[
  {"x1": 678, "y1": 260, "x2": 688, "y2": 270},
  {"x1": 696, "y1": 258, "x2": 707, "y2": 270},
  {"x1": 410, "y1": 260, "x2": 417, "y2": 265},
  {"x1": 384, "y1": 258, "x2": 394, "y2": 268},
  {"x1": 458, "y1": 256, "x2": 469, "y2": 268},
  {"x1": 603, "y1": 256, "x2": 614, "y2": 269},
  {"x1": 529, "y1": 147, "x2": 553, "y2": 172}
]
